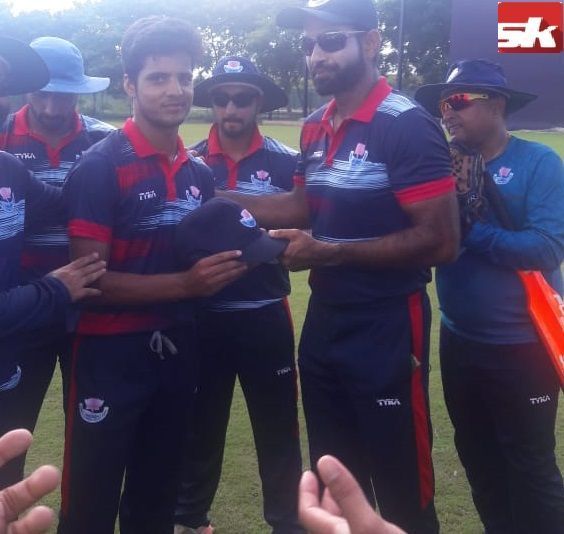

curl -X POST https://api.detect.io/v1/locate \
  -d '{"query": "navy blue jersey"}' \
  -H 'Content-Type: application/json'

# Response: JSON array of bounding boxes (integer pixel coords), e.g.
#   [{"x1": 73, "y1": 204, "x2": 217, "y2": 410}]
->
[
  {"x1": 65, "y1": 118, "x2": 214, "y2": 335},
  {"x1": 0, "y1": 106, "x2": 114, "y2": 278},
  {"x1": 296, "y1": 78, "x2": 454, "y2": 303},
  {"x1": 0, "y1": 151, "x2": 69, "y2": 338},
  {"x1": 192, "y1": 125, "x2": 297, "y2": 310}
]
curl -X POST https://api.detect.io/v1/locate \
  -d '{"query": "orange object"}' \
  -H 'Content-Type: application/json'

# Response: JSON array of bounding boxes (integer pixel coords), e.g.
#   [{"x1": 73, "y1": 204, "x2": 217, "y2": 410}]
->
[{"x1": 518, "y1": 271, "x2": 564, "y2": 387}]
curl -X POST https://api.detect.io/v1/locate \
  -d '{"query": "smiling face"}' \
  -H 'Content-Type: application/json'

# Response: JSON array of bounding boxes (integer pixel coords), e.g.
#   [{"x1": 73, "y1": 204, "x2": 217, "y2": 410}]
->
[
  {"x1": 124, "y1": 52, "x2": 194, "y2": 130},
  {"x1": 211, "y1": 83, "x2": 261, "y2": 139}
]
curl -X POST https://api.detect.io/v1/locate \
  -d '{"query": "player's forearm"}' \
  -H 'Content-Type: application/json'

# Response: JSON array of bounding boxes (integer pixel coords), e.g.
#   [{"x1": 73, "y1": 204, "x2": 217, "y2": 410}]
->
[
  {"x1": 86, "y1": 271, "x2": 189, "y2": 305},
  {"x1": 217, "y1": 189, "x2": 310, "y2": 229},
  {"x1": 320, "y1": 224, "x2": 458, "y2": 269}
]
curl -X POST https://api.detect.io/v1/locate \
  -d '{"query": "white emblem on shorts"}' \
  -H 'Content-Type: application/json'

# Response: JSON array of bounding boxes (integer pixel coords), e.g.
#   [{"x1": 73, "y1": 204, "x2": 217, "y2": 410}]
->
[
  {"x1": 0, "y1": 366, "x2": 22, "y2": 392},
  {"x1": 530, "y1": 395, "x2": 551, "y2": 405},
  {"x1": 79, "y1": 398, "x2": 109, "y2": 423},
  {"x1": 376, "y1": 398, "x2": 401, "y2": 407}
]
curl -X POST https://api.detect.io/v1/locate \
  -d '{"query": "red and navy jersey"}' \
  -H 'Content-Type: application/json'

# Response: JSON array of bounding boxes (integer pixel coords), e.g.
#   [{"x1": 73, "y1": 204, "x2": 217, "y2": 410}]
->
[
  {"x1": 0, "y1": 106, "x2": 114, "y2": 279},
  {"x1": 65, "y1": 118, "x2": 214, "y2": 335},
  {"x1": 0, "y1": 151, "x2": 70, "y2": 339},
  {"x1": 192, "y1": 125, "x2": 297, "y2": 310},
  {"x1": 296, "y1": 77, "x2": 454, "y2": 303}
]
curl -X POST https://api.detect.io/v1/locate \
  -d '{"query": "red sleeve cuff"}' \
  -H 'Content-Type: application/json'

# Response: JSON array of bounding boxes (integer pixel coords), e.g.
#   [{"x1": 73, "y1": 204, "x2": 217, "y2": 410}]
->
[
  {"x1": 293, "y1": 174, "x2": 305, "y2": 187},
  {"x1": 394, "y1": 176, "x2": 455, "y2": 205},
  {"x1": 68, "y1": 219, "x2": 112, "y2": 242}
]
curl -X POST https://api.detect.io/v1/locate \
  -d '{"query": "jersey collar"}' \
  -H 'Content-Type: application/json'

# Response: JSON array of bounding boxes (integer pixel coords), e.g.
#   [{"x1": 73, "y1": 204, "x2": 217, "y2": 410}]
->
[
  {"x1": 207, "y1": 123, "x2": 264, "y2": 160},
  {"x1": 321, "y1": 76, "x2": 393, "y2": 126},
  {"x1": 123, "y1": 117, "x2": 188, "y2": 164}
]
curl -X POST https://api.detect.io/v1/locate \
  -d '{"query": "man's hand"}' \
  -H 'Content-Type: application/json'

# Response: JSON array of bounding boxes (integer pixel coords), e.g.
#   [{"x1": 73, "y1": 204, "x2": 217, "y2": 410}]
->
[
  {"x1": 268, "y1": 229, "x2": 336, "y2": 271},
  {"x1": 50, "y1": 253, "x2": 106, "y2": 302},
  {"x1": 299, "y1": 455, "x2": 406, "y2": 534},
  {"x1": 181, "y1": 250, "x2": 248, "y2": 297},
  {"x1": 0, "y1": 429, "x2": 60, "y2": 534}
]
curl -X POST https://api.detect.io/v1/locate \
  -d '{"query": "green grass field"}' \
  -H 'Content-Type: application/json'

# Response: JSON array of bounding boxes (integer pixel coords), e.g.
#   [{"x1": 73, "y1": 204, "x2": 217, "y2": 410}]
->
[{"x1": 25, "y1": 123, "x2": 563, "y2": 533}]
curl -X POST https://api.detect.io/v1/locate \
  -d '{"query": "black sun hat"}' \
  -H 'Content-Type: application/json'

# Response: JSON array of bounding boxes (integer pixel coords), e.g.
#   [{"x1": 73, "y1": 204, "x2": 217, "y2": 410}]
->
[
  {"x1": 0, "y1": 37, "x2": 49, "y2": 96},
  {"x1": 414, "y1": 59, "x2": 537, "y2": 117},
  {"x1": 193, "y1": 56, "x2": 288, "y2": 113},
  {"x1": 175, "y1": 197, "x2": 289, "y2": 267}
]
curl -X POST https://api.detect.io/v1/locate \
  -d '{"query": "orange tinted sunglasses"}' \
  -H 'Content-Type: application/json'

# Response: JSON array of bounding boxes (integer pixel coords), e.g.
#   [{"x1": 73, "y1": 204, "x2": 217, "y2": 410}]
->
[{"x1": 439, "y1": 92, "x2": 490, "y2": 114}]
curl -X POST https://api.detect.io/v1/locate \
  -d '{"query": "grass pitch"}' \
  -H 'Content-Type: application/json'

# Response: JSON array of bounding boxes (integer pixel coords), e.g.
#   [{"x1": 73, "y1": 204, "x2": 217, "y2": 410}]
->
[{"x1": 26, "y1": 123, "x2": 563, "y2": 533}]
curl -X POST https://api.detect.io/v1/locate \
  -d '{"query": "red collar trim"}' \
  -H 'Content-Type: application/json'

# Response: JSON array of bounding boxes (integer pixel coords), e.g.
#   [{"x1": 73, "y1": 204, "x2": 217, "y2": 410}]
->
[
  {"x1": 321, "y1": 77, "x2": 393, "y2": 126},
  {"x1": 123, "y1": 118, "x2": 187, "y2": 162},
  {"x1": 13, "y1": 104, "x2": 83, "y2": 140},
  {"x1": 207, "y1": 124, "x2": 264, "y2": 159}
]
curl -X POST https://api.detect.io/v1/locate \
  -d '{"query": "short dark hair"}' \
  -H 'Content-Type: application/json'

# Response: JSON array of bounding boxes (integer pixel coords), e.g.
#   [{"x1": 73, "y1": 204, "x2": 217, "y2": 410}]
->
[{"x1": 121, "y1": 16, "x2": 203, "y2": 83}]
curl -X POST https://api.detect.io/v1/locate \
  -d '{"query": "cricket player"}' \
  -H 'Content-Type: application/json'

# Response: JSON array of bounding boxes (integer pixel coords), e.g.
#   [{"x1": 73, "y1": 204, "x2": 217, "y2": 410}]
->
[
  {"x1": 58, "y1": 17, "x2": 246, "y2": 533},
  {"x1": 416, "y1": 59, "x2": 564, "y2": 533},
  {"x1": 0, "y1": 33, "x2": 106, "y2": 485},
  {"x1": 222, "y1": 0, "x2": 459, "y2": 531},
  {"x1": 174, "y1": 56, "x2": 303, "y2": 534},
  {"x1": 0, "y1": 36, "x2": 114, "y2": 488}
]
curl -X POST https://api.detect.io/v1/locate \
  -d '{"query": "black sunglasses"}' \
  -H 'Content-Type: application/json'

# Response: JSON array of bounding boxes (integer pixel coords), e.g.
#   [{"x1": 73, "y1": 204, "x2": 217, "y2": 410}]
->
[
  {"x1": 301, "y1": 31, "x2": 367, "y2": 56},
  {"x1": 210, "y1": 92, "x2": 259, "y2": 108}
]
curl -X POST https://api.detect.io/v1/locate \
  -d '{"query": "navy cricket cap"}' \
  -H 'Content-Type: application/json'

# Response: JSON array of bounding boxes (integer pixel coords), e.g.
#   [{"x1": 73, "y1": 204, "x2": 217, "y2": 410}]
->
[
  {"x1": 175, "y1": 197, "x2": 289, "y2": 267},
  {"x1": 277, "y1": 0, "x2": 379, "y2": 31}
]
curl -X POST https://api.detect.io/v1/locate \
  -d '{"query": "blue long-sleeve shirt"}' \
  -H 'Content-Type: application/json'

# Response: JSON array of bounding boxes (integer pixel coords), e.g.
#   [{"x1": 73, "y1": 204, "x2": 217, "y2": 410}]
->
[
  {"x1": 437, "y1": 136, "x2": 564, "y2": 344},
  {"x1": 0, "y1": 151, "x2": 70, "y2": 341}
]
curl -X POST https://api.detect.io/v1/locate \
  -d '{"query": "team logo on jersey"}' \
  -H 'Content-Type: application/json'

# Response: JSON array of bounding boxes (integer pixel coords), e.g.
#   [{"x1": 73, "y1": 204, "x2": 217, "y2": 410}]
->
[
  {"x1": 376, "y1": 398, "x2": 402, "y2": 407},
  {"x1": 240, "y1": 209, "x2": 257, "y2": 228},
  {"x1": 0, "y1": 187, "x2": 13, "y2": 205},
  {"x1": 186, "y1": 185, "x2": 203, "y2": 210},
  {"x1": 250, "y1": 170, "x2": 272, "y2": 189},
  {"x1": 224, "y1": 60, "x2": 244, "y2": 74},
  {"x1": 79, "y1": 398, "x2": 109, "y2": 423},
  {"x1": 0, "y1": 366, "x2": 22, "y2": 392},
  {"x1": 493, "y1": 166, "x2": 514, "y2": 185},
  {"x1": 349, "y1": 143, "x2": 369, "y2": 166}
]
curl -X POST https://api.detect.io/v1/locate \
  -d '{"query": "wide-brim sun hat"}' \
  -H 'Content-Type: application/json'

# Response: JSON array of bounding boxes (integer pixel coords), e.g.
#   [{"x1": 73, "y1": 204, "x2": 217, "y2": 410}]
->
[
  {"x1": 414, "y1": 59, "x2": 537, "y2": 117},
  {"x1": 0, "y1": 37, "x2": 49, "y2": 96},
  {"x1": 30, "y1": 36, "x2": 110, "y2": 94},
  {"x1": 193, "y1": 56, "x2": 287, "y2": 113}
]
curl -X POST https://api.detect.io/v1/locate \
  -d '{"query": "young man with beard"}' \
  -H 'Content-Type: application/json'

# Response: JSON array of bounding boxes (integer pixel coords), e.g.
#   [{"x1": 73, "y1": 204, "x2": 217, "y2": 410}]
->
[
  {"x1": 174, "y1": 56, "x2": 303, "y2": 534},
  {"x1": 416, "y1": 60, "x2": 564, "y2": 534},
  {"x1": 222, "y1": 0, "x2": 459, "y2": 532},
  {"x1": 58, "y1": 17, "x2": 246, "y2": 534},
  {"x1": 0, "y1": 36, "x2": 114, "y2": 489}
]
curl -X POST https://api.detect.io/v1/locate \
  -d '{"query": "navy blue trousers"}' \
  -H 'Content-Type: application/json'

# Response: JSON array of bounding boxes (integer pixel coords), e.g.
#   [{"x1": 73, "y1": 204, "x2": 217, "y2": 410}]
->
[
  {"x1": 175, "y1": 301, "x2": 304, "y2": 534},
  {"x1": 299, "y1": 292, "x2": 439, "y2": 534},
  {"x1": 58, "y1": 326, "x2": 198, "y2": 534},
  {"x1": 440, "y1": 324, "x2": 564, "y2": 534}
]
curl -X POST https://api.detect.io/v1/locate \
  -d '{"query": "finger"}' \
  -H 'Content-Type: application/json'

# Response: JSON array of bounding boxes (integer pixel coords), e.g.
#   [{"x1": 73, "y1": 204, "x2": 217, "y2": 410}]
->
[
  {"x1": 317, "y1": 456, "x2": 405, "y2": 534},
  {"x1": 73, "y1": 288, "x2": 102, "y2": 301},
  {"x1": 75, "y1": 260, "x2": 107, "y2": 277},
  {"x1": 1, "y1": 465, "x2": 60, "y2": 523},
  {"x1": 9, "y1": 505, "x2": 54, "y2": 534},
  {"x1": 205, "y1": 264, "x2": 248, "y2": 290},
  {"x1": 268, "y1": 229, "x2": 299, "y2": 239},
  {"x1": 0, "y1": 430, "x2": 32, "y2": 469},
  {"x1": 80, "y1": 268, "x2": 107, "y2": 286},
  {"x1": 202, "y1": 250, "x2": 243, "y2": 264},
  {"x1": 299, "y1": 471, "x2": 350, "y2": 534},
  {"x1": 321, "y1": 486, "x2": 343, "y2": 517},
  {"x1": 67, "y1": 252, "x2": 100, "y2": 269}
]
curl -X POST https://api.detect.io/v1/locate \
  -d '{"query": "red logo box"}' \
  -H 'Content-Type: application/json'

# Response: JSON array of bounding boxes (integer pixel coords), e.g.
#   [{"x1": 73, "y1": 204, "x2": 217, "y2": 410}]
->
[{"x1": 498, "y1": 2, "x2": 563, "y2": 53}]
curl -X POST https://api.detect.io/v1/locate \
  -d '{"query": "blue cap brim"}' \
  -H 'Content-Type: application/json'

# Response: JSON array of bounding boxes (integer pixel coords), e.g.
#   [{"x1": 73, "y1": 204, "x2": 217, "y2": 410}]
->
[
  {"x1": 40, "y1": 75, "x2": 110, "y2": 94},
  {"x1": 241, "y1": 231, "x2": 288, "y2": 263}
]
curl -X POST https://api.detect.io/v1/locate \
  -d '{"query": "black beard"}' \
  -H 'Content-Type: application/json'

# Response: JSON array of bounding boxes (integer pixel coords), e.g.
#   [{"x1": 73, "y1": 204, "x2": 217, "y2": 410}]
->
[{"x1": 312, "y1": 55, "x2": 366, "y2": 96}]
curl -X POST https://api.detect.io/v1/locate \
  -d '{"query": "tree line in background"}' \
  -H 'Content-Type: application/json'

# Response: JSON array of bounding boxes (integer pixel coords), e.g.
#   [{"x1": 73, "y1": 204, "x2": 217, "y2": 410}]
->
[{"x1": 0, "y1": 0, "x2": 451, "y2": 116}]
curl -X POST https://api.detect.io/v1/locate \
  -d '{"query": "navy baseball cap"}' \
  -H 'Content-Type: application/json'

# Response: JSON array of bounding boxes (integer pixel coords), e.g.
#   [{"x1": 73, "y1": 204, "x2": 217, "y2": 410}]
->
[
  {"x1": 194, "y1": 56, "x2": 287, "y2": 113},
  {"x1": 30, "y1": 37, "x2": 110, "y2": 94},
  {"x1": 415, "y1": 59, "x2": 537, "y2": 117},
  {"x1": 277, "y1": 0, "x2": 379, "y2": 31},
  {"x1": 0, "y1": 37, "x2": 49, "y2": 96},
  {"x1": 175, "y1": 197, "x2": 289, "y2": 266}
]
